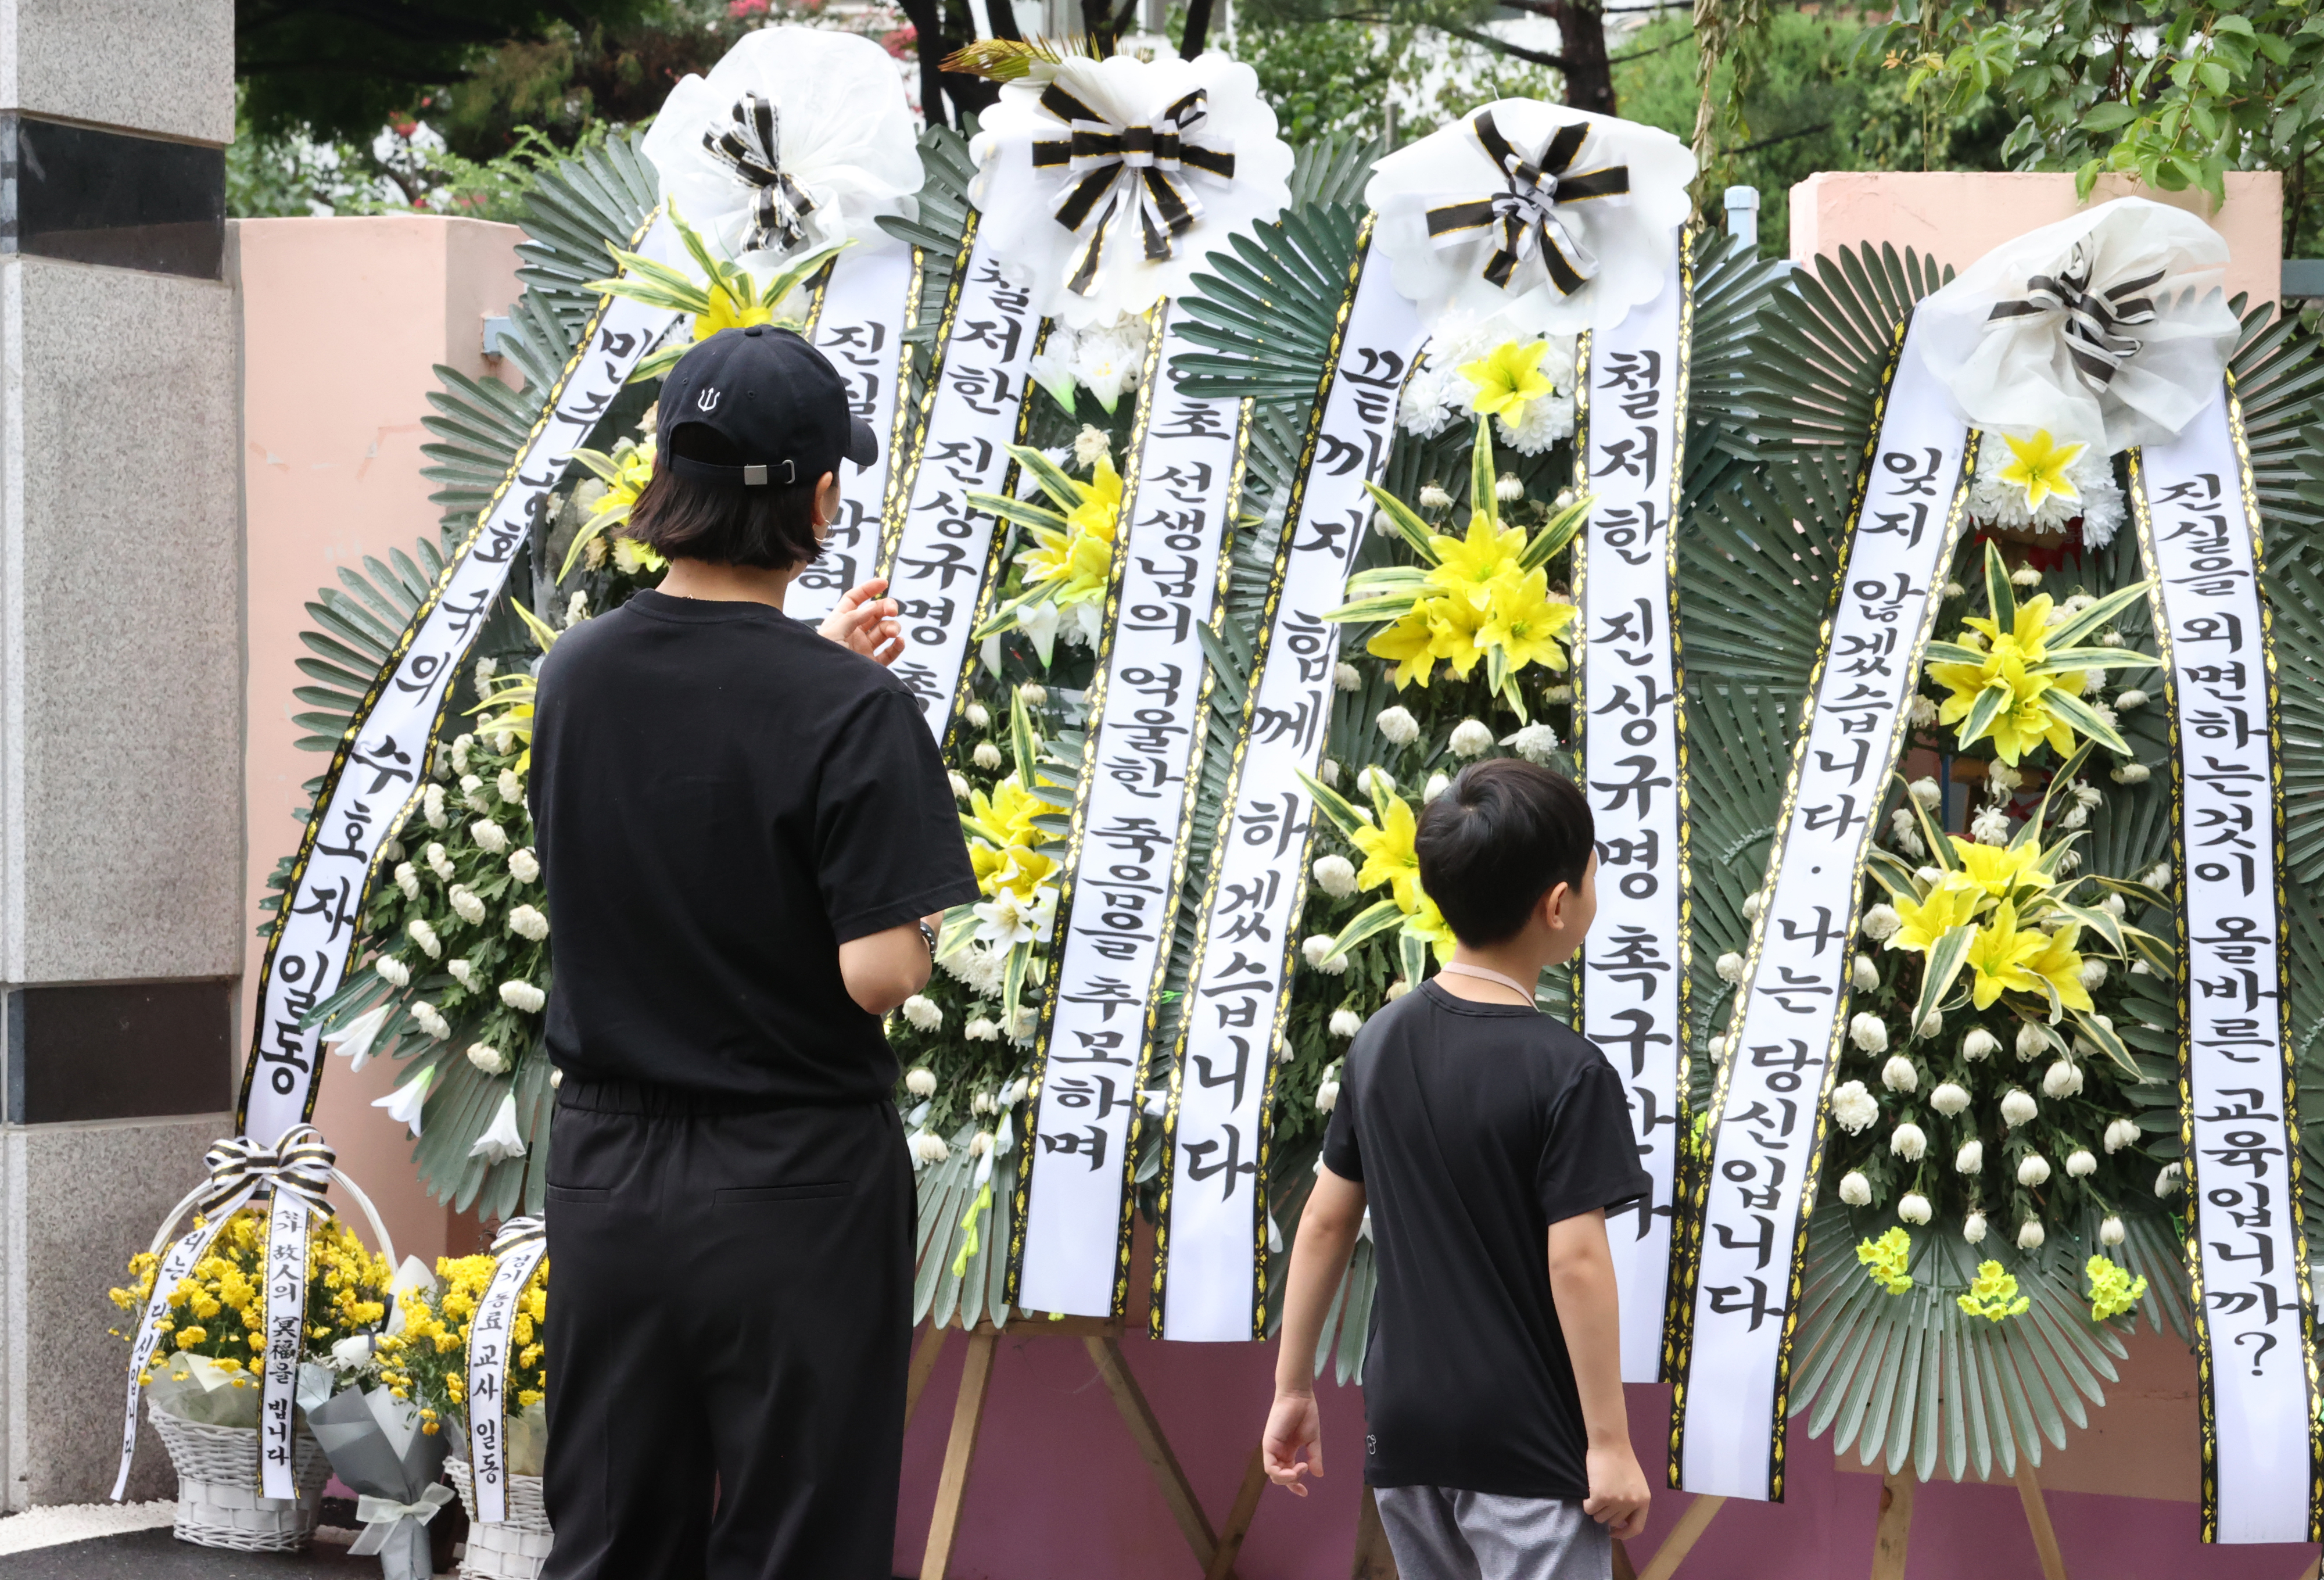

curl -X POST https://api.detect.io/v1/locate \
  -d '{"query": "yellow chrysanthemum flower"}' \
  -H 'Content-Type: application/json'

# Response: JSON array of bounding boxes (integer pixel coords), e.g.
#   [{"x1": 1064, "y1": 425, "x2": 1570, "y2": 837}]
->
[
  {"x1": 2085, "y1": 1255, "x2": 2149, "y2": 1323},
  {"x1": 1458, "y1": 340, "x2": 1557, "y2": 425},
  {"x1": 1958, "y1": 1260, "x2": 2031, "y2": 1322},
  {"x1": 1997, "y1": 430, "x2": 2086, "y2": 514},
  {"x1": 1964, "y1": 901, "x2": 2046, "y2": 1009},
  {"x1": 1856, "y1": 1227, "x2": 1913, "y2": 1295}
]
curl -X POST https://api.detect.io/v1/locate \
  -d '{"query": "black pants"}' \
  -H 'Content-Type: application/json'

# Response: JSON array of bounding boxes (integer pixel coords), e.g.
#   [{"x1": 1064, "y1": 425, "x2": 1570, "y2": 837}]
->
[{"x1": 540, "y1": 1080, "x2": 913, "y2": 1580}]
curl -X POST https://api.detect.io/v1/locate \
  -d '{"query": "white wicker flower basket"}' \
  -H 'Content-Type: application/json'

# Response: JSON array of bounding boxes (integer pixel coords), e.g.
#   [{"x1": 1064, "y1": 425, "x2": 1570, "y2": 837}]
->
[
  {"x1": 148, "y1": 1397, "x2": 332, "y2": 1551},
  {"x1": 447, "y1": 1455, "x2": 554, "y2": 1579}
]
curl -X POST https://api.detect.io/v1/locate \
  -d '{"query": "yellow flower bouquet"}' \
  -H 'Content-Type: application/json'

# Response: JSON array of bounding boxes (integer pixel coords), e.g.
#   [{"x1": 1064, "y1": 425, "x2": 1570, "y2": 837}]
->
[{"x1": 375, "y1": 1253, "x2": 551, "y2": 1475}]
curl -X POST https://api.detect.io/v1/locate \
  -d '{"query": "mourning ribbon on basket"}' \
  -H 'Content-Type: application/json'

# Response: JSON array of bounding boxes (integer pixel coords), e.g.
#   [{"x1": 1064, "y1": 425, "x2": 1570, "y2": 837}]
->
[
  {"x1": 349, "y1": 1484, "x2": 458, "y2": 1560},
  {"x1": 491, "y1": 1215, "x2": 546, "y2": 1256},
  {"x1": 1031, "y1": 84, "x2": 1236, "y2": 297},
  {"x1": 1985, "y1": 240, "x2": 2163, "y2": 392},
  {"x1": 199, "y1": 1125, "x2": 338, "y2": 1219},
  {"x1": 705, "y1": 94, "x2": 819, "y2": 254},
  {"x1": 1425, "y1": 110, "x2": 1630, "y2": 295}
]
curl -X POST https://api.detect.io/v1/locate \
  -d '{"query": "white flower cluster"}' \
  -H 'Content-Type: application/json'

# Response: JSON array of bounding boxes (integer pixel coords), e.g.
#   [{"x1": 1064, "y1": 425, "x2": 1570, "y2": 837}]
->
[
  {"x1": 1027, "y1": 312, "x2": 1150, "y2": 414},
  {"x1": 1397, "y1": 321, "x2": 1580, "y2": 456},
  {"x1": 1966, "y1": 428, "x2": 2127, "y2": 547}
]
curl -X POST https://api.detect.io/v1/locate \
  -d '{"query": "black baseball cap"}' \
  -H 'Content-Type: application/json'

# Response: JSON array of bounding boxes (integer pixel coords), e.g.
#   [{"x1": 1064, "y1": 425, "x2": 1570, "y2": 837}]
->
[{"x1": 658, "y1": 325, "x2": 878, "y2": 488}]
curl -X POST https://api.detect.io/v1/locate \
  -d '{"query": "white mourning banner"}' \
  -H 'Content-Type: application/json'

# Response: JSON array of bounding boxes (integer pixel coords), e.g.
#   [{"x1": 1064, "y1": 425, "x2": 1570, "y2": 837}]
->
[
  {"x1": 1673, "y1": 317, "x2": 1972, "y2": 1501},
  {"x1": 1151, "y1": 227, "x2": 1428, "y2": 1341},
  {"x1": 466, "y1": 1217, "x2": 548, "y2": 1525},
  {"x1": 257, "y1": 1192, "x2": 313, "y2": 1500},
  {"x1": 877, "y1": 219, "x2": 1042, "y2": 743},
  {"x1": 1012, "y1": 304, "x2": 1246, "y2": 1320},
  {"x1": 237, "y1": 214, "x2": 684, "y2": 1145},
  {"x1": 1573, "y1": 227, "x2": 1692, "y2": 1383},
  {"x1": 2129, "y1": 386, "x2": 2319, "y2": 1546},
  {"x1": 787, "y1": 242, "x2": 922, "y2": 626}
]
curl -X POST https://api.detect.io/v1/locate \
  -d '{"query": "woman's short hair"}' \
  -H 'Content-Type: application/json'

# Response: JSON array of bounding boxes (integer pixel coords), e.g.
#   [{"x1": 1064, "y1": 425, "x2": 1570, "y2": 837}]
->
[
  {"x1": 1414, "y1": 758, "x2": 1596, "y2": 945},
  {"x1": 625, "y1": 421, "x2": 823, "y2": 569}
]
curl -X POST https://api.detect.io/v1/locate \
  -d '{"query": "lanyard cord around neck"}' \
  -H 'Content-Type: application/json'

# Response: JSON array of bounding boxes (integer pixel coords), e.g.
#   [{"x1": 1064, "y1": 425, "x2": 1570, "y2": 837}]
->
[{"x1": 1437, "y1": 961, "x2": 1536, "y2": 1008}]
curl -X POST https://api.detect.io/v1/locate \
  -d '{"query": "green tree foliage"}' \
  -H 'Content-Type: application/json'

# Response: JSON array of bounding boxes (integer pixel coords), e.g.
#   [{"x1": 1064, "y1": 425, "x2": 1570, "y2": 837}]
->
[{"x1": 1240, "y1": 20, "x2": 1401, "y2": 143}]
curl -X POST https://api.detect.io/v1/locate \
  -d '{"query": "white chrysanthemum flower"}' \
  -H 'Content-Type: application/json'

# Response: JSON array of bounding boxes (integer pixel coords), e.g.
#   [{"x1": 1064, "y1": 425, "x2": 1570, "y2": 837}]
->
[
  {"x1": 450, "y1": 733, "x2": 475, "y2": 773},
  {"x1": 471, "y1": 819, "x2": 508, "y2": 855},
  {"x1": 449, "y1": 885, "x2": 487, "y2": 926},
  {"x1": 1930, "y1": 1081, "x2": 1971, "y2": 1117},
  {"x1": 1495, "y1": 388, "x2": 1578, "y2": 455},
  {"x1": 1909, "y1": 694, "x2": 1940, "y2": 728},
  {"x1": 1831, "y1": 1080, "x2": 1878, "y2": 1134},
  {"x1": 2156, "y1": 1162, "x2": 2184, "y2": 1196},
  {"x1": 1449, "y1": 719, "x2": 1495, "y2": 759},
  {"x1": 1335, "y1": 662, "x2": 1363, "y2": 693},
  {"x1": 1384, "y1": 980, "x2": 1412, "y2": 1002},
  {"x1": 2099, "y1": 1215, "x2": 2126, "y2": 1247},
  {"x1": 1418, "y1": 482, "x2": 1455, "y2": 511},
  {"x1": 497, "y1": 767, "x2": 523, "y2": 805},
  {"x1": 1423, "y1": 772, "x2": 1450, "y2": 801},
  {"x1": 1317, "y1": 758, "x2": 1341, "y2": 789},
  {"x1": 2065, "y1": 1148, "x2": 2097, "y2": 1178},
  {"x1": 466, "y1": 1041, "x2": 508, "y2": 1075},
  {"x1": 1963, "y1": 1211, "x2": 1988, "y2": 1245},
  {"x1": 910, "y1": 1131, "x2": 949, "y2": 1167},
  {"x1": 973, "y1": 742, "x2": 1005, "y2": 771},
  {"x1": 2059, "y1": 800, "x2": 2091, "y2": 831},
  {"x1": 902, "y1": 995, "x2": 942, "y2": 1032},
  {"x1": 423, "y1": 782, "x2": 448, "y2": 829},
  {"x1": 1716, "y1": 952, "x2": 1746, "y2": 984},
  {"x1": 1891, "y1": 1122, "x2": 1927, "y2": 1162},
  {"x1": 1838, "y1": 1171, "x2": 1873, "y2": 1206},
  {"x1": 407, "y1": 918, "x2": 442, "y2": 959},
  {"x1": 1315, "y1": 1077, "x2": 1342, "y2": 1112},
  {"x1": 1312, "y1": 854, "x2": 1358, "y2": 899},
  {"x1": 1501, "y1": 723, "x2": 1560, "y2": 764},
  {"x1": 426, "y1": 842, "x2": 456, "y2": 883},
  {"x1": 2115, "y1": 689, "x2": 2147, "y2": 711},
  {"x1": 1357, "y1": 765, "x2": 1396, "y2": 799},
  {"x1": 2113, "y1": 762, "x2": 2151, "y2": 784},
  {"x1": 966, "y1": 702, "x2": 992, "y2": 730},
  {"x1": 967, "y1": 1130, "x2": 994, "y2": 1161},
  {"x1": 411, "y1": 1001, "x2": 450, "y2": 1041},
  {"x1": 904, "y1": 1067, "x2": 937, "y2": 1098},
  {"x1": 499, "y1": 980, "x2": 546, "y2": 1015},
  {"x1": 1908, "y1": 777, "x2": 1942, "y2": 809},
  {"x1": 1988, "y1": 762, "x2": 2022, "y2": 796},
  {"x1": 459, "y1": 773, "x2": 489, "y2": 814},
  {"x1": 375, "y1": 956, "x2": 411, "y2": 988},
  {"x1": 964, "y1": 1018, "x2": 1000, "y2": 1043},
  {"x1": 508, "y1": 904, "x2": 550, "y2": 942},
  {"x1": 508, "y1": 847, "x2": 541, "y2": 884},
  {"x1": 1956, "y1": 1138, "x2": 1984, "y2": 1174},
  {"x1": 948, "y1": 771, "x2": 971, "y2": 801},
  {"x1": 2011, "y1": 564, "x2": 2044, "y2": 589},
  {"x1": 1969, "y1": 805, "x2": 2013, "y2": 845},
  {"x1": 394, "y1": 862, "x2": 421, "y2": 901},
  {"x1": 2001, "y1": 1088, "x2": 2039, "y2": 1127},
  {"x1": 2016, "y1": 1021, "x2": 2049, "y2": 1061},
  {"x1": 446, "y1": 958, "x2": 475, "y2": 990},
  {"x1": 1018, "y1": 683, "x2": 1048, "y2": 707},
  {"x1": 2104, "y1": 1117, "x2": 2139, "y2": 1153},
  {"x1": 1743, "y1": 891, "x2": 1768, "y2": 923},
  {"x1": 1072, "y1": 424, "x2": 1111, "y2": 468},
  {"x1": 1377, "y1": 705, "x2": 1420, "y2": 746},
  {"x1": 1329, "y1": 1008, "x2": 1364, "y2": 1038},
  {"x1": 2017, "y1": 1219, "x2": 2046, "y2": 1250},
  {"x1": 2099, "y1": 893, "x2": 2126, "y2": 922},
  {"x1": 1852, "y1": 1014, "x2": 1892, "y2": 1055},
  {"x1": 2043, "y1": 1060, "x2": 2084, "y2": 1099},
  {"x1": 1852, "y1": 956, "x2": 1881, "y2": 993},
  {"x1": 1887, "y1": 808, "x2": 1925, "y2": 858},
  {"x1": 1961, "y1": 1028, "x2": 2000, "y2": 1062},
  {"x1": 2017, "y1": 1153, "x2": 2052, "y2": 1187},
  {"x1": 1898, "y1": 1192, "x2": 1932, "y2": 1226}
]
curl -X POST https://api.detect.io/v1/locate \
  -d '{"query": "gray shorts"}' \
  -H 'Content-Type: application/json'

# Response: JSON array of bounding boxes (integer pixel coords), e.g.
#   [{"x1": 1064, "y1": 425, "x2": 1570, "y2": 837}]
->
[{"x1": 1373, "y1": 1486, "x2": 1611, "y2": 1580}]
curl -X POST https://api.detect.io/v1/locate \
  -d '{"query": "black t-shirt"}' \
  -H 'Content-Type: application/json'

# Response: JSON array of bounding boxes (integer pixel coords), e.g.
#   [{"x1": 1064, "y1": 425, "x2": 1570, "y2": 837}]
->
[
  {"x1": 529, "y1": 590, "x2": 979, "y2": 1104},
  {"x1": 1320, "y1": 980, "x2": 1651, "y2": 1498}
]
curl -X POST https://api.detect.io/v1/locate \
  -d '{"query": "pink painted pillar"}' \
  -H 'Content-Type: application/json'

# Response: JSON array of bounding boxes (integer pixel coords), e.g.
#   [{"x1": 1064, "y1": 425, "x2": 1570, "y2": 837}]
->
[{"x1": 235, "y1": 216, "x2": 526, "y2": 1270}]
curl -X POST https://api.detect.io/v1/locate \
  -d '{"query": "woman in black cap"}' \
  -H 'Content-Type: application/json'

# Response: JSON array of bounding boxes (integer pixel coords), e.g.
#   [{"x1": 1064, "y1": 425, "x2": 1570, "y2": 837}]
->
[{"x1": 529, "y1": 325, "x2": 979, "y2": 1579}]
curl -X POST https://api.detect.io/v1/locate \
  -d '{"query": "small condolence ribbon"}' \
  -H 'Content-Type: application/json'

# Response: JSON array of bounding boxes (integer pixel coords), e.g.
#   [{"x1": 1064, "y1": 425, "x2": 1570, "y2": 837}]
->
[
  {"x1": 1425, "y1": 110, "x2": 1630, "y2": 295},
  {"x1": 1031, "y1": 84, "x2": 1236, "y2": 297}
]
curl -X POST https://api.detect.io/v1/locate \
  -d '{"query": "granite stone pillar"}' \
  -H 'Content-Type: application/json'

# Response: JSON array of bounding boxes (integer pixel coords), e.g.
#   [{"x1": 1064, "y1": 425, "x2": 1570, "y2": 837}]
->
[{"x1": 0, "y1": 0, "x2": 241, "y2": 1509}]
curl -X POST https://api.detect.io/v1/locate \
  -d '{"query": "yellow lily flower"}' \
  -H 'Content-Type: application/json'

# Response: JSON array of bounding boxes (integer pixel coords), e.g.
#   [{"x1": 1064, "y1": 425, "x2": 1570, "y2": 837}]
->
[
  {"x1": 1887, "y1": 878, "x2": 1982, "y2": 954},
  {"x1": 992, "y1": 844, "x2": 1058, "y2": 902},
  {"x1": 1427, "y1": 510, "x2": 1528, "y2": 611},
  {"x1": 1349, "y1": 795, "x2": 1424, "y2": 911},
  {"x1": 1426, "y1": 594, "x2": 1495, "y2": 682},
  {"x1": 1996, "y1": 430, "x2": 2085, "y2": 514},
  {"x1": 1368, "y1": 609, "x2": 1441, "y2": 688},
  {"x1": 1405, "y1": 888, "x2": 1459, "y2": 964},
  {"x1": 1963, "y1": 592, "x2": 2060, "y2": 666},
  {"x1": 1964, "y1": 902, "x2": 2046, "y2": 1009},
  {"x1": 1458, "y1": 339, "x2": 1557, "y2": 425},
  {"x1": 1014, "y1": 458, "x2": 1123, "y2": 607},
  {"x1": 1475, "y1": 567, "x2": 1579, "y2": 673},
  {"x1": 694, "y1": 282, "x2": 774, "y2": 341},
  {"x1": 1946, "y1": 837, "x2": 2051, "y2": 904},
  {"x1": 2025, "y1": 922, "x2": 2094, "y2": 1013},
  {"x1": 970, "y1": 844, "x2": 1009, "y2": 894}
]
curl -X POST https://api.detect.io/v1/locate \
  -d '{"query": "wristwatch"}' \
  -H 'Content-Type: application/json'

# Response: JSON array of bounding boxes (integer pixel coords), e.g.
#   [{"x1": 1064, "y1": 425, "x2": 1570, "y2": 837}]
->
[{"x1": 919, "y1": 919, "x2": 939, "y2": 958}]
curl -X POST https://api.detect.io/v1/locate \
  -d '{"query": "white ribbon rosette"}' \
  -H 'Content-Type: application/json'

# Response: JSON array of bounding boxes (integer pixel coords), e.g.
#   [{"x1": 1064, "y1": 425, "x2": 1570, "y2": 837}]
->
[
  {"x1": 641, "y1": 26, "x2": 922, "y2": 262},
  {"x1": 1367, "y1": 102, "x2": 1696, "y2": 336},
  {"x1": 968, "y1": 52, "x2": 1294, "y2": 328},
  {"x1": 1914, "y1": 196, "x2": 2241, "y2": 456}
]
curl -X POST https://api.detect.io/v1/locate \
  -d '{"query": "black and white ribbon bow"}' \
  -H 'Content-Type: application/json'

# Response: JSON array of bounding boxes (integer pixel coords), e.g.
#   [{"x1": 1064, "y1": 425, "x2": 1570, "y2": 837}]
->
[
  {"x1": 705, "y1": 94, "x2": 819, "y2": 255},
  {"x1": 490, "y1": 1216, "x2": 546, "y2": 1257},
  {"x1": 1986, "y1": 240, "x2": 2163, "y2": 392},
  {"x1": 1030, "y1": 84, "x2": 1236, "y2": 297},
  {"x1": 199, "y1": 1125, "x2": 337, "y2": 1219},
  {"x1": 1425, "y1": 111, "x2": 1630, "y2": 295}
]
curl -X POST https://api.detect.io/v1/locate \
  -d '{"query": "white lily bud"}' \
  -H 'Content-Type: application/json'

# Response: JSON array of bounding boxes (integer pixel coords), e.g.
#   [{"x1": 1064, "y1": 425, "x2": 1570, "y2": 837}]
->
[
  {"x1": 2112, "y1": 762, "x2": 2151, "y2": 785},
  {"x1": 2115, "y1": 689, "x2": 2147, "y2": 711}
]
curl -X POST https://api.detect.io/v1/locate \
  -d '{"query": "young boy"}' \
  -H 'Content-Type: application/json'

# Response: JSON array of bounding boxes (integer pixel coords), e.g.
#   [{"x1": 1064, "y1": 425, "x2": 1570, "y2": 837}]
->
[{"x1": 1263, "y1": 758, "x2": 1652, "y2": 1579}]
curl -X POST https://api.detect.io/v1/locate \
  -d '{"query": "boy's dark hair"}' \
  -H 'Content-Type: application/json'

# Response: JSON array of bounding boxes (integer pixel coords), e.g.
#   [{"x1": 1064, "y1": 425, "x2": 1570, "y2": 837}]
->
[
  {"x1": 625, "y1": 422, "x2": 823, "y2": 569},
  {"x1": 1414, "y1": 759, "x2": 1595, "y2": 945}
]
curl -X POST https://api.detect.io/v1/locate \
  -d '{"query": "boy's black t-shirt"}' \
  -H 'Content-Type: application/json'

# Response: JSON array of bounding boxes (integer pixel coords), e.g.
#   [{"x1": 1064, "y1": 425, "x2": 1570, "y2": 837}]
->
[
  {"x1": 1320, "y1": 980, "x2": 1651, "y2": 1499},
  {"x1": 529, "y1": 590, "x2": 979, "y2": 1104}
]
